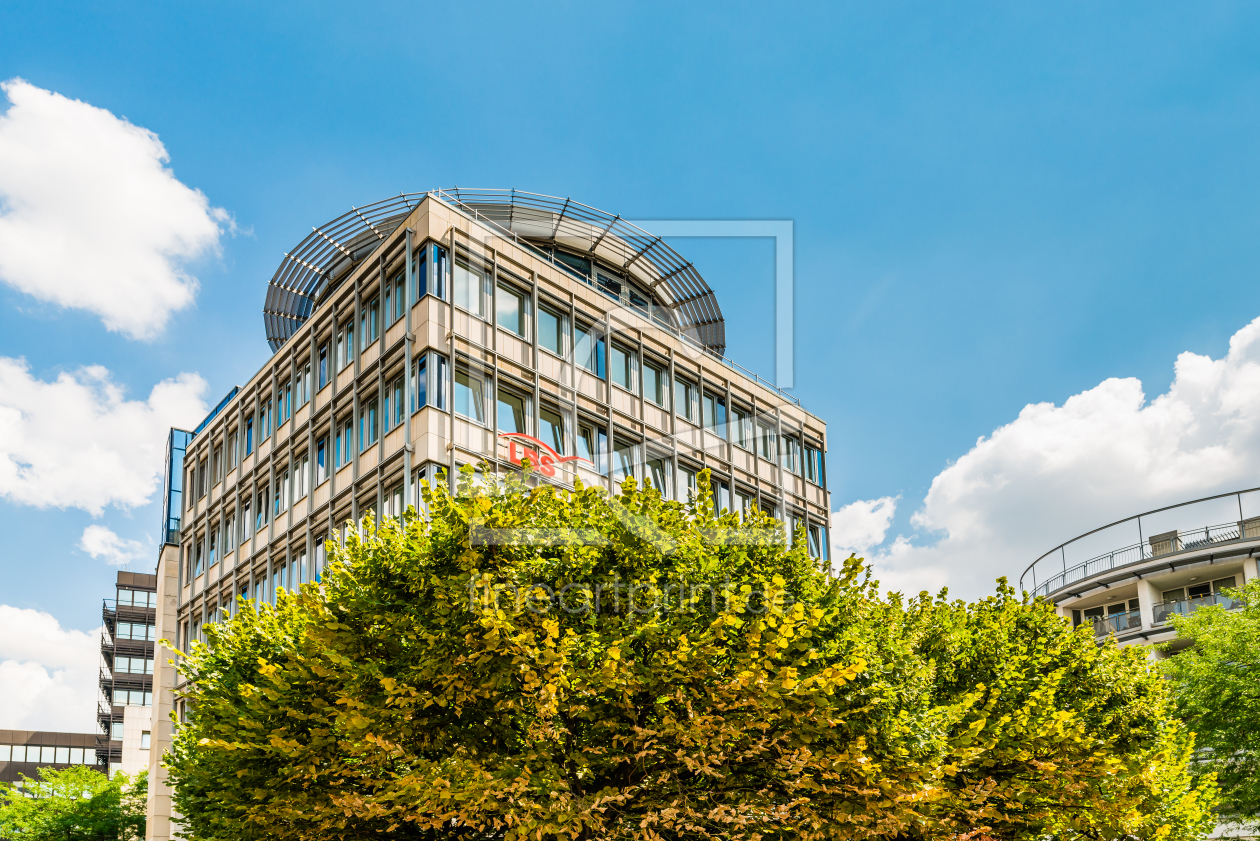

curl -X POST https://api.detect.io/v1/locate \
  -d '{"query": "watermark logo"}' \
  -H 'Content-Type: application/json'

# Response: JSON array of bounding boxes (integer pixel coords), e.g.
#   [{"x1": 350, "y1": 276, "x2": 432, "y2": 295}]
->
[{"x1": 499, "y1": 432, "x2": 592, "y2": 478}]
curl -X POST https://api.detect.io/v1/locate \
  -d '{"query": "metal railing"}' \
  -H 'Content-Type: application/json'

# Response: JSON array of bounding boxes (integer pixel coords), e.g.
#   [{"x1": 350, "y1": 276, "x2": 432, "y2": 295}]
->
[
  {"x1": 1153, "y1": 592, "x2": 1241, "y2": 624},
  {"x1": 1090, "y1": 609, "x2": 1142, "y2": 637},
  {"x1": 1021, "y1": 488, "x2": 1260, "y2": 598}
]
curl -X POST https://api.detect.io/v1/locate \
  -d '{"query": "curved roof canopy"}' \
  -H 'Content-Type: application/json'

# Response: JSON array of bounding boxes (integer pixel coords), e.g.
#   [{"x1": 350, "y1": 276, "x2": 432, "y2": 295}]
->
[{"x1": 262, "y1": 189, "x2": 726, "y2": 354}]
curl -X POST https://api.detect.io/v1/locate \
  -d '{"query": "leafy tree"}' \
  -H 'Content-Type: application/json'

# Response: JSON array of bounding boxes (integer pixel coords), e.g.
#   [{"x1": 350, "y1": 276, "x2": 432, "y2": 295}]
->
[
  {"x1": 1164, "y1": 577, "x2": 1260, "y2": 830},
  {"x1": 167, "y1": 468, "x2": 1214, "y2": 840},
  {"x1": 0, "y1": 765, "x2": 146, "y2": 841}
]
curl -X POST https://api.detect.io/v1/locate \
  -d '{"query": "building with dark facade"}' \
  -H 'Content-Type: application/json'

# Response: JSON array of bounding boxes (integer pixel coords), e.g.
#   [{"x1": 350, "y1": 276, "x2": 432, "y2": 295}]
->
[
  {"x1": 98, "y1": 571, "x2": 157, "y2": 777},
  {"x1": 0, "y1": 730, "x2": 103, "y2": 787}
]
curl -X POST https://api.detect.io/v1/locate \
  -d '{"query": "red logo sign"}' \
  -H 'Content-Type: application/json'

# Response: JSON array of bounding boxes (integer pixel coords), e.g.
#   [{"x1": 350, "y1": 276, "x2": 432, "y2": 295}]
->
[{"x1": 498, "y1": 433, "x2": 592, "y2": 478}]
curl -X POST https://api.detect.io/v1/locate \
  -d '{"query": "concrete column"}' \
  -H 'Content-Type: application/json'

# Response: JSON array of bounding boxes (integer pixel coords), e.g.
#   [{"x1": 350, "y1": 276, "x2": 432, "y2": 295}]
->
[
  {"x1": 145, "y1": 543, "x2": 182, "y2": 841},
  {"x1": 1136, "y1": 578, "x2": 1159, "y2": 630}
]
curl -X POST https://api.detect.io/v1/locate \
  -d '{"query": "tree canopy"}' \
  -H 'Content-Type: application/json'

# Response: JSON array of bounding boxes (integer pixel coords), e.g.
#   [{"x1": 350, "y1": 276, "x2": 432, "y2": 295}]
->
[
  {"x1": 1164, "y1": 577, "x2": 1260, "y2": 831},
  {"x1": 167, "y1": 468, "x2": 1215, "y2": 840},
  {"x1": 0, "y1": 765, "x2": 146, "y2": 841}
]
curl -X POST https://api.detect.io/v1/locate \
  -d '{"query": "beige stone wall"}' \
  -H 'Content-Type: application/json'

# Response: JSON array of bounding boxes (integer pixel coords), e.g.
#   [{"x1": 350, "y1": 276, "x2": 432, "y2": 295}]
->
[{"x1": 144, "y1": 544, "x2": 180, "y2": 841}]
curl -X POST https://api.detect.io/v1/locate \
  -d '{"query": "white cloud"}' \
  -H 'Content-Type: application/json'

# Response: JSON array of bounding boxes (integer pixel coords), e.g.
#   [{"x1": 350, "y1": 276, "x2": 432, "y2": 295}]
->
[
  {"x1": 830, "y1": 495, "x2": 898, "y2": 558},
  {"x1": 80, "y1": 525, "x2": 147, "y2": 566},
  {"x1": 0, "y1": 357, "x2": 207, "y2": 514},
  {"x1": 0, "y1": 606, "x2": 99, "y2": 732},
  {"x1": 854, "y1": 315, "x2": 1260, "y2": 600},
  {"x1": 0, "y1": 78, "x2": 231, "y2": 339}
]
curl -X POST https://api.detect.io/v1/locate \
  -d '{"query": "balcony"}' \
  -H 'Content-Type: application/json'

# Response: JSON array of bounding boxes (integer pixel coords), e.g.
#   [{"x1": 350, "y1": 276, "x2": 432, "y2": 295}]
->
[
  {"x1": 1154, "y1": 592, "x2": 1241, "y2": 625},
  {"x1": 1089, "y1": 609, "x2": 1142, "y2": 637},
  {"x1": 1021, "y1": 488, "x2": 1260, "y2": 599}
]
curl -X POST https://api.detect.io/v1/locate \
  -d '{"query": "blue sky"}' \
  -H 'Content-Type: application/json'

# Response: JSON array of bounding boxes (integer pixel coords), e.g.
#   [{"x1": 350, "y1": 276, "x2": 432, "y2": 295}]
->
[{"x1": 6, "y1": 1, "x2": 1260, "y2": 728}]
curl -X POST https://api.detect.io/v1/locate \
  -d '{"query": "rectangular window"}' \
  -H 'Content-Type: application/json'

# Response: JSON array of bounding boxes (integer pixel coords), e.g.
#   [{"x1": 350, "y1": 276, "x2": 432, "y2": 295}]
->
[
  {"x1": 277, "y1": 470, "x2": 290, "y2": 514},
  {"x1": 338, "y1": 320, "x2": 355, "y2": 370},
  {"x1": 453, "y1": 260, "x2": 486, "y2": 317},
  {"x1": 227, "y1": 430, "x2": 239, "y2": 468},
  {"x1": 539, "y1": 406, "x2": 565, "y2": 455},
  {"x1": 538, "y1": 306, "x2": 565, "y2": 356},
  {"x1": 613, "y1": 438, "x2": 636, "y2": 480},
  {"x1": 318, "y1": 343, "x2": 329, "y2": 388},
  {"x1": 278, "y1": 381, "x2": 292, "y2": 424},
  {"x1": 702, "y1": 392, "x2": 726, "y2": 436},
  {"x1": 735, "y1": 489, "x2": 755, "y2": 521},
  {"x1": 454, "y1": 363, "x2": 487, "y2": 423},
  {"x1": 297, "y1": 549, "x2": 308, "y2": 586},
  {"x1": 335, "y1": 418, "x2": 353, "y2": 468},
  {"x1": 294, "y1": 454, "x2": 308, "y2": 501},
  {"x1": 316, "y1": 438, "x2": 327, "y2": 484},
  {"x1": 497, "y1": 283, "x2": 526, "y2": 337},
  {"x1": 296, "y1": 361, "x2": 311, "y2": 408},
  {"x1": 578, "y1": 422, "x2": 607, "y2": 474},
  {"x1": 757, "y1": 421, "x2": 777, "y2": 461},
  {"x1": 385, "y1": 271, "x2": 403, "y2": 325},
  {"x1": 411, "y1": 356, "x2": 427, "y2": 413},
  {"x1": 611, "y1": 344, "x2": 635, "y2": 391},
  {"x1": 197, "y1": 457, "x2": 207, "y2": 499},
  {"x1": 261, "y1": 400, "x2": 272, "y2": 441},
  {"x1": 212, "y1": 444, "x2": 222, "y2": 484},
  {"x1": 387, "y1": 375, "x2": 404, "y2": 429},
  {"x1": 242, "y1": 499, "x2": 252, "y2": 540},
  {"x1": 675, "y1": 379, "x2": 695, "y2": 422},
  {"x1": 414, "y1": 244, "x2": 445, "y2": 301},
  {"x1": 805, "y1": 445, "x2": 823, "y2": 484},
  {"x1": 314, "y1": 540, "x2": 326, "y2": 583},
  {"x1": 646, "y1": 457, "x2": 671, "y2": 498},
  {"x1": 140, "y1": 731, "x2": 151, "y2": 750},
  {"x1": 360, "y1": 397, "x2": 379, "y2": 450},
  {"x1": 255, "y1": 490, "x2": 268, "y2": 531},
  {"x1": 781, "y1": 436, "x2": 802, "y2": 475},
  {"x1": 361, "y1": 297, "x2": 379, "y2": 349},
  {"x1": 224, "y1": 513, "x2": 235, "y2": 554},
  {"x1": 497, "y1": 388, "x2": 528, "y2": 435},
  {"x1": 208, "y1": 527, "x2": 218, "y2": 567},
  {"x1": 713, "y1": 479, "x2": 730, "y2": 516},
  {"x1": 194, "y1": 538, "x2": 203, "y2": 576},
  {"x1": 643, "y1": 361, "x2": 668, "y2": 407},
  {"x1": 575, "y1": 323, "x2": 606, "y2": 377},
  {"x1": 678, "y1": 464, "x2": 697, "y2": 500},
  {"x1": 732, "y1": 407, "x2": 752, "y2": 450}
]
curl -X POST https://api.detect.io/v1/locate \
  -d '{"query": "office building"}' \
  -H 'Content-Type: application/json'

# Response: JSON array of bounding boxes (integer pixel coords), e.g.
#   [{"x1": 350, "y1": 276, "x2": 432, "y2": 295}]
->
[
  {"x1": 0, "y1": 731, "x2": 103, "y2": 788},
  {"x1": 143, "y1": 189, "x2": 831, "y2": 839},
  {"x1": 99, "y1": 571, "x2": 157, "y2": 777},
  {"x1": 1021, "y1": 488, "x2": 1259, "y2": 650}
]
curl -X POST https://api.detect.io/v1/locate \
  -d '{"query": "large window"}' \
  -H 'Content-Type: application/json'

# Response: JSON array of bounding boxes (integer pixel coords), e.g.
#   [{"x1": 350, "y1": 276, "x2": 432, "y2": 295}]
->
[
  {"x1": 453, "y1": 260, "x2": 487, "y2": 317},
  {"x1": 414, "y1": 243, "x2": 445, "y2": 301},
  {"x1": 412, "y1": 353, "x2": 448, "y2": 412},
  {"x1": 497, "y1": 388, "x2": 528, "y2": 435},
  {"x1": 454, "y1": 363, "x2": 487, "y2": 423},
  {"x1": 575, "y1": 323, "x2": 605, "y2": 377},
  {"x1": 296, "y1": 360, "x2": 311, "y2": 408},
  {"x1": 261, "y1": 399, "x2": 273, "y2": 441},
  {"x1": 675, "y1": 378, "x2": 695, "y2": 422},
  {"x1": 245, "y1": 417, "x2": 255, "y2": 455},
  {"x1": 384, "y1": 374, "x2": 404, "y2": 431},
  {"x1": 611, "y1": 344, "x2": 635, "y2": 391},
  {"x1": 318, "y1": 343, "x2": 329, "y2": 388},
  {"x1": 539, "y1": 406, "x2": 565, "y2": 455},
  {"x1": 316, "y1": 437, "x2": 327, "y2": 484},
  {"x1": 335, "y1": 417, "x2": 353, "y2": 468},
  {"x1": 781, "y1": 436, "x2": 802, "y2": 475},
  {"x1": 613, "y1": 438, "x2": 636, "y2": 481},
  {"x1": 337, "y1": 320, "x2": 354, "y2": 370},
  {"x1": 643, "y1": 360, "x2": 668, "y2": 408},
  {"x1": 361, "y1": 297, "x2": 379, "y2": 349},
  {"x1": 757, "y1": 420, "x2": 776, "y2": 461},
  {"x1": 360, "y1": 396, "x2": 379, "y2": 451},
  {"x1": 646, "y1": 457, "x2": 671, "y2": 498},
  {"x1": 805, "y1": 444, "x2": 823, "y2": 485},
  {"x1": 731, "y1": 406, "x2": 752, "y2": 450},
  {"x1": 678, "y1": 464, "x2": 698, "y2": 500},
  {"x1": 385, "y1": 270, "x2": 405, "y2": 324},
  {"x1": 497, "y1": 283, "x2": 527, "y2": 337},
  {"x1": 702, "y1": 392, "x2": 726, "y2": 437},
  {"x1": 539, "y1": 306, "x2": 565, "y2": 356},
  {"x1": 278, "y1": 381, "x2": 292, "y2": 425},
  {"x1": 578, "y1": 421, "x2": 607, "y2": 474}
]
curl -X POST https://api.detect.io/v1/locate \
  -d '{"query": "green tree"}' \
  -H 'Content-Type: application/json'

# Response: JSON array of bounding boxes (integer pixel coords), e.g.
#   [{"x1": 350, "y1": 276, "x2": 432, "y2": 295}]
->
[
  {"x1": 0, "y1": 765, "x2": 146, "y2": 841},
  {"x1": 167, "y1": 468, "x2": 1214, "y2": 840},
  {"x1": 1164, "y1": 577, "x2": 1260, "y2": 830}
]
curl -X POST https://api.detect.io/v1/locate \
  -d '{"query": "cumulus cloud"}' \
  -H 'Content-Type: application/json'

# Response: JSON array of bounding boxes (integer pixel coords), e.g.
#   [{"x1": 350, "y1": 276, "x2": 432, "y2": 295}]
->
[
  {"x1": 0, "y1": 606, "x2": 99, "y2": 732},
  {"x1": 80, "y1": 525, "x2": 148, "y2": 566},
  {"x1": 853, "y1": 315, "x2": 1260, "y2": 600},
  {"x1": 0, "y1": 78, "x2": 231, "y2": 339},
  {"x1": 831, "y1": 495, "x2": 898, "y2": 558},
  {"x1": 0, "y1": 357, "x2": 207, "y2": 514}
]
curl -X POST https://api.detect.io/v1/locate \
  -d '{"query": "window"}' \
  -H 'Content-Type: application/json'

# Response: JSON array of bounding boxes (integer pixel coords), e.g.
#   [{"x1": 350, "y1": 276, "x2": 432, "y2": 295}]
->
[
  {"x1": 712, "y1": 478, "x2": 731, "y2": 515},
  {"x1": 335, "y1": 417, "x2": 353, "y2": 468},
  {"x1": 678, "y1": 464, "x2": 697, "y2": 500},
  {"x1": 497, "y1": 283, "x2": 527, "y2": 337},
  {"x1": 272, "y1": 563, "x2": 286, "y2": 603},
  {"x1": 539, "y1": 306, "x2": 565, "y2": 356},
  {"x1": 245, "y1": 418, "x2": 254, "y2": 455},
  {"x1": 316, "y1": 437, "x2": 327, "y2": 484},
  {"x1": 539, "y1": 406, "x2": 565, "y2": 455},
  {"x1": 385, "y1": 375, "x2": 404, "y2": 431},
  {"x1": 412, "y1": 353, "x2": 447, "y2": 412},
  {"x1": 412, "y1": 356, "x2": 426, "y2": 412},
  {"x1": 255, "y1": 490, "x2": 268, "y2": 531},
  {"x1": 781, "y1": 436, "x2": 802, "y2": 475},
  {"x1": 297, "y1": 549, "x2": 308, "y2": 586},
  {"x1": 197, "y1": 458, "x2": 207, "y2": 499},
  {"x1": 735, "y1": 489, "x2": 755, "y2": 521},
  {"x1": 337, "y1": 320, "x2": 355, "y2": 370},
  {"x1": 575, "y1": 323, "x2": 605, "y2": 377},
  {"x1": 141, "y1": 731, "x2": 151, "y2": 750},
  {"x1": 386, "y1": 270, "x2": 405, "y2": 324},
  {"x1": 702, "y1": 392, "x2": 726, "y2": 436},
  {"x1": 497, "y1": 388, "x2": 528, "y2": 436},
  {"x1": 360, "y1": 397, "x2": 379, "y2": 450},
  {"x1": 194, "y1": 538, "x2": 203, "y2": 576},
  {"x1": 732, "y1": 407, "x2": 752, "y2": 450},
  {"x1": 454, "y1": 363, "x2": 487, "y2": 423},
  {"x1": 453, "y1": 260, "x2": 486, "y2": 317},
  {"x1": 646, "y1": 457, "x2": 671, "y2": 498},
  {"x1": 318, "y1": 343, "x2": 329, "y2": 388},
  {"x1": 277, "y1": 470, "x2": 290, "y2": 515},
  {"x1": 224, "y1": 513, "x2": 235, "y2": 554},
  {"x1": 314, "y1": 540, "x2": 326, "y2": 583},
  {"x1": 613, "y1": 438, "x2": 636, "y2": 481},
  {"x1": 241, "y1": 499, "x2": 252, "y2": 540},
  {"x1": 227, "y1": 430, "x2": 239, "y2": 468},
  {"x1": 294, "y1": 453, "x2": 309, "y2": 501},
  {"x1": 296, "y1": 360, "x2": 312, "y2": 408},
  {"x1": 805, "y1": 444, "x2": 823, "y2": 484},
  {"x1": 212, "y1": 444, "x2": 223, "y2": 484},
  {"x1": 757, "y1": 420, "x2": 777, "y2": 461},
  {"x1": 414, "y1": 243, "x2": 445, "y2": 301},
  {"x1": 208, "y1": 527, "x2": 218, "y2": 567},
  {"x1": 261, "y1": 399, "x2": 273, "y2": 440},
  {"x1": 361, "y1": 297, "x2": 379, "y2": 349},
  {"x1": 611, "y1": 344, "x2": 635, "y2": 391},
  {"x1": 110, "y1": 722, "x2": 123, "y2": 740},
  {"x1": 675, "y1": 379, "x2": 695, "y2": 422},
  {"x1": 807, "y1": 524, "x2": 826, "y2": 560},
  {"x1": 596, "y1": 270, "x2": 622, "y2": 299},
  {"x1": 578, "y1": 422, "x2": 607, "y2": 474},
  {"x1": 643, "y1": 361, "x2": 668, "y2": 407},
  {"x1": 278, "y1": 381, "x2": 292, "y2": 425}
]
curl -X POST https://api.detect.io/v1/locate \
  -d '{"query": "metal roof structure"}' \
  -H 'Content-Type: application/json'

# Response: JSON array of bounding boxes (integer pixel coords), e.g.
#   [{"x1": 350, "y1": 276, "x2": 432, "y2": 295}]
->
[{"x1": 262, "y1": 188, "x2": 726, "y2": 355}]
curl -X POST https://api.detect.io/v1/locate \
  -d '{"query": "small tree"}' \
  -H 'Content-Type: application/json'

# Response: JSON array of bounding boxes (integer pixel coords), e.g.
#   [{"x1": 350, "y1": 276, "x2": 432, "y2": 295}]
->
[
  {"x1": 167, "y1": 468, "x2": 1214, "y2": 840},
  {"x1": 1164, "y1": 577, "x2": 1260, "y2": 831},
  {"x1": 0, "y1": 765, "x2": 146, "y2": 841}
]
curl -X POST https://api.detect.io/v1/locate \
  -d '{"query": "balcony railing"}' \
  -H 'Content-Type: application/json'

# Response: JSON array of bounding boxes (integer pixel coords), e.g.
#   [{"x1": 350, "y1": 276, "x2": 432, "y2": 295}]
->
[
  {"x1": 1021, "y1": 488, "x2": 1260, "y2": 598},
  {"x1": 1153, "y1": 592, "x2": 1241, "y2": 625},
  {"x1": 1089, "y1": 609, "x2": 1142, "y2": 637}
]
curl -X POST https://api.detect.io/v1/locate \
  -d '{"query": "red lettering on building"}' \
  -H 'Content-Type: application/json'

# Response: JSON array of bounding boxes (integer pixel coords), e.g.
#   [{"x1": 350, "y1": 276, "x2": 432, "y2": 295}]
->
[{"x1": 498, "y1": 433, "x2": 592, "y2": 478}]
